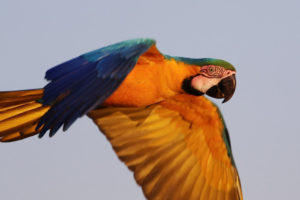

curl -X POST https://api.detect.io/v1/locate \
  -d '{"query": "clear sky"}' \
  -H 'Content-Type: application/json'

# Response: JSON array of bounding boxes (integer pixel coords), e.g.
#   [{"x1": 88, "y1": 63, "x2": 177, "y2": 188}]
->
[{"x1": 1, "y1": 0, "x2": 299, "y2": 199}]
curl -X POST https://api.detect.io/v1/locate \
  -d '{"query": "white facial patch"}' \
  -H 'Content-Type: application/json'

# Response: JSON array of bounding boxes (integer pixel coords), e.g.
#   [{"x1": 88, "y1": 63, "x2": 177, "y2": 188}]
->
[
  {"x1": 191, "y1": 76, "x2": 221, "y2": 93},
  {"x1": 191, "y1": 70, "x2": 235, "y2": 93}
]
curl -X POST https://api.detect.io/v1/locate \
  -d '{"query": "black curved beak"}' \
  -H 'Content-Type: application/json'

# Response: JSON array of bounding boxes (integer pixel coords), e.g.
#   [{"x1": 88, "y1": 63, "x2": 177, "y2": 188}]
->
[{"x1": 206, "y1": 74, "x2": 236, "y2": 103}]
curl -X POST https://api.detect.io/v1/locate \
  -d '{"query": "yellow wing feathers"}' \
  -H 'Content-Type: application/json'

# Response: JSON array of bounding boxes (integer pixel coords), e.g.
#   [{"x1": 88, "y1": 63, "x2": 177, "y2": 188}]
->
[
  {"x1": 0, "y1": 89, "x2": 49, "y2": 142},
  {"x1": 0, "y1": 89, "x2": 242, "y2": 199},
  {"x1": 88, "y1": 94, "x2": 242, "y2": 200}
]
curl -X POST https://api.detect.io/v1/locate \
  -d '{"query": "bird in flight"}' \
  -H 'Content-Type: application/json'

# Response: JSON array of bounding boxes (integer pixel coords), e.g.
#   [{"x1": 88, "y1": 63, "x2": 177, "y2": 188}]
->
[{"x1": 0, "y1": 38, "x2": 242, "y2": 200}]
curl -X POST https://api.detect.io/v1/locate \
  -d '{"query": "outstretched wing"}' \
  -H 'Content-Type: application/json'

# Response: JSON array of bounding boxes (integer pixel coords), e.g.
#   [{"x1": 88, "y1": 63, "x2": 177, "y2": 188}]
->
[
  {"x1": 38, "y1": 38, "x2": 160, "y2": 137},
  {"x1": 88, "y1": 94, "x2": 243, "y2": 200}
]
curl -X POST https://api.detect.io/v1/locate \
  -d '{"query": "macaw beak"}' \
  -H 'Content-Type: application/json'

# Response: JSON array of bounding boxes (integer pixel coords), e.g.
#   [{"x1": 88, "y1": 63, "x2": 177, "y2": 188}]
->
[{"x1": 206, "y1": 74, "x2": 236, "y2": 103}]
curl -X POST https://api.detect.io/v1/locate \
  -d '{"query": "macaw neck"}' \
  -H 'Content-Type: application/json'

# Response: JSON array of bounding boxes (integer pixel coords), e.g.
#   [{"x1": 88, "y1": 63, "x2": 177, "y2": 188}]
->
[{"x1": 103, "y1": 57, "x2": 200, "y2": 107}]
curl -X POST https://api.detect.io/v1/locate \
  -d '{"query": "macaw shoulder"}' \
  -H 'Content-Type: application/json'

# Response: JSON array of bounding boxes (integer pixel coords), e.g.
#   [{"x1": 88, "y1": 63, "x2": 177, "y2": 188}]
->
[{"x1": 103, "y1": 54, "x2": 201, "y2": 107}]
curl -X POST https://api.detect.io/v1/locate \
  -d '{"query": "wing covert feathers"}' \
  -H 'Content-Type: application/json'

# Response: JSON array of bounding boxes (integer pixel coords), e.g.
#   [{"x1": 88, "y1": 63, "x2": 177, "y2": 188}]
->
[
  {"x1": 38, "y1": 38, "x2": 156, "y2": 136},
  {"x1": 0, "y1": 89, "x2": 49, "y2": 142},
  {"x1": 88, "y1": 94, "x2": 243, "y2": 200}
]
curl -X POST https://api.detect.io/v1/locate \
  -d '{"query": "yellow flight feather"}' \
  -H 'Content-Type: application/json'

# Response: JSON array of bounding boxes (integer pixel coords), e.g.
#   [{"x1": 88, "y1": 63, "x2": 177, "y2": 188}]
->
[
  {"x1": 0, "y1": 89, "x2": 49, "y2": 142},
  {"x1": 88, "y1": 94, "x2": 243, "y2": 200}
]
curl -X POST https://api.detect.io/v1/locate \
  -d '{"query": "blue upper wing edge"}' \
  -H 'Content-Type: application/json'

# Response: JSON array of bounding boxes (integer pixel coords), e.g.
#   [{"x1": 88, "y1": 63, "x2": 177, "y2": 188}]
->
[{"x1": 37, "y1": 38, "x2": 156, "y2": 137}]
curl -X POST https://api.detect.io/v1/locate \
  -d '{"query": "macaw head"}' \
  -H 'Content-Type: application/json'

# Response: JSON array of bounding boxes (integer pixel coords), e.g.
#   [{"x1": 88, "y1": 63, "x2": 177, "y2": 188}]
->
[{"x1": 182, "y1": 58, "x2": 236, "y2": 103}]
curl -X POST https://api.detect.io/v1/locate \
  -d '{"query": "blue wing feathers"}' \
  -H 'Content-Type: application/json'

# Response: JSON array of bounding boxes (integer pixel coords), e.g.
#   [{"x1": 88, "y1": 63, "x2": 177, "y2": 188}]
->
[
  {"x1": 42, "y1": 62, "x2": 96, "y2": 105},
  {"x1": 45, "y1": 56, "x2": 85, "y2": 81},
  {"x1": 38, "y1": 38, "x2": 155, "y2": 137}
]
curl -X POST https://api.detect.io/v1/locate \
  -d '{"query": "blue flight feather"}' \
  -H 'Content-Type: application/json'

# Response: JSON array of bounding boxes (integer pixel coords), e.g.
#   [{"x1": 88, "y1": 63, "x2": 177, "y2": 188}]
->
[{"x1": 37, "y1": 38, "x2": 155, "y2": 137}]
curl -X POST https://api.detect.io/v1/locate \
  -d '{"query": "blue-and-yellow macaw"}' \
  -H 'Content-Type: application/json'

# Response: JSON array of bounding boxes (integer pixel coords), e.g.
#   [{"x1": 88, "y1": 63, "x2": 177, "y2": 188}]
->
[{"x1": 0, "y1": 38, "x2": 242, "y2": 200}]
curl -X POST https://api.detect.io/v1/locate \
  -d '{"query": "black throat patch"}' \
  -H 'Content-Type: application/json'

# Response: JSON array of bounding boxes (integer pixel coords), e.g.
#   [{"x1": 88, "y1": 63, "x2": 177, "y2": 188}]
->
[{"x1": 182, "y1": 76, "x2": 204, "y2": 96}]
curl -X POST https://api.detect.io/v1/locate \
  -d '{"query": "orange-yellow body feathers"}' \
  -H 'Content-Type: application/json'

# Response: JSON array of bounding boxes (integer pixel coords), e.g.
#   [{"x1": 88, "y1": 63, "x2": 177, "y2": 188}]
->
[{"x1": 105, "y1": 47, "x2": 200, "y2": 106}]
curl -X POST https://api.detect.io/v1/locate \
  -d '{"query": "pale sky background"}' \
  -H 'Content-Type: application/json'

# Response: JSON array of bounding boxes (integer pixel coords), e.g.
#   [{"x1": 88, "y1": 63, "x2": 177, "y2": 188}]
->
[{"x1": 0, "y1": 0, "x2": 300, "y2": 199}]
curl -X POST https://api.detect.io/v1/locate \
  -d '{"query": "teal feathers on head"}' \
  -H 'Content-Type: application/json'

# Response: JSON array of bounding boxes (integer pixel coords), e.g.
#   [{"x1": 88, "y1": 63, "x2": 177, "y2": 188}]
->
[{"x1": 165, "y1": 55, "x2": 236, "y2": 71}]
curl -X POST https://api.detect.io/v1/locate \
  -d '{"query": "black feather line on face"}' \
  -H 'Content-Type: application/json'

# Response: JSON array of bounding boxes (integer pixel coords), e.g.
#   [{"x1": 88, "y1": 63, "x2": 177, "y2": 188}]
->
[{"x1": 182, "y1": 76, "x2": 204, "y2": 96}]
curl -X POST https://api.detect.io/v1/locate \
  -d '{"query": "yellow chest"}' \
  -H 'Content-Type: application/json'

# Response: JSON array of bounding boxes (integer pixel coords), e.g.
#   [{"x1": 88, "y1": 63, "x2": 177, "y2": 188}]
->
[{"x1": 104, "y1": 58, "x2": 200, "y2": 107}]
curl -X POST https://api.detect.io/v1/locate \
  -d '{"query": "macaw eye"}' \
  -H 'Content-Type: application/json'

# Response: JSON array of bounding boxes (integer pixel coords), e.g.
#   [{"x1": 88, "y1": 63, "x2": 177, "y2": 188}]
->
[{"x1": 208, "y1": 66, "x2": 216, "y2": 73}]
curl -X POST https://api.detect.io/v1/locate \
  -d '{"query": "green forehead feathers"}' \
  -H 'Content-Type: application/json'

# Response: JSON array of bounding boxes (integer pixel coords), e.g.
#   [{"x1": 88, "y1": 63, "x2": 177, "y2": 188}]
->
[{"x1": 164, "y1": 55, "x2": 236, "y2": 71}]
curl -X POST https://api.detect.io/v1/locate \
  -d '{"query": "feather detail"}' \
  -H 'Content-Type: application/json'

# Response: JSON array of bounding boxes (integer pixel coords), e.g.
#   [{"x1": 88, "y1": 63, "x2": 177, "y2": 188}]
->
[
  {"x1": 88, "y1": 94, "x2": 243, "y2": 200},
  {"x1": 0, "y1": 89, "x2": 49, "y2": 142},
  {"x1": 37, "y1": 38, "x2": 156, "y2": 136}
]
